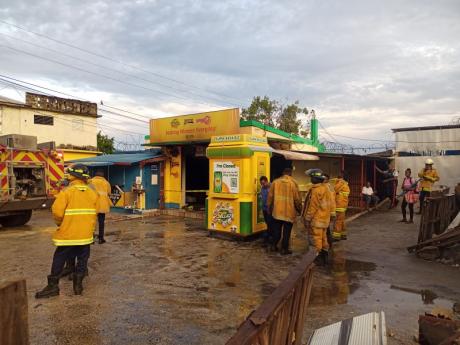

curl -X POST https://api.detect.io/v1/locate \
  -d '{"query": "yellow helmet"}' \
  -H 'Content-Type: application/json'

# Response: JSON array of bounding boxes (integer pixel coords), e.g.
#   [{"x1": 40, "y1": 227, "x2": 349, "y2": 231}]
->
[{"x1": 425, "y1": 158, "x2": 434, "y2": 165}]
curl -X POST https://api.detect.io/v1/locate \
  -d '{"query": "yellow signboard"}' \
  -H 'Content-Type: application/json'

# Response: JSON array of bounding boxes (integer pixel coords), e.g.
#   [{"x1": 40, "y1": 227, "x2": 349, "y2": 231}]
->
[{"x1": 150, "y1": 108, "x2": 240, "y2": 144}]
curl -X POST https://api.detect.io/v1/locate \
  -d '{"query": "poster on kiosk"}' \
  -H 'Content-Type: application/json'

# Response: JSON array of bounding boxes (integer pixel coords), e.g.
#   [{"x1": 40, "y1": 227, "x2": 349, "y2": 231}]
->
[{"x1": 206, "y1": 134, "x2": 271, "y2": 237}]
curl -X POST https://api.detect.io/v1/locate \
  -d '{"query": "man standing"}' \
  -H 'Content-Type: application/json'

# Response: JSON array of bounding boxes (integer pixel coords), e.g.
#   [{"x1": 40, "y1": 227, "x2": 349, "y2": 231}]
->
[
  {"x1": 417, "y1": 159, "x2": 440, "y2": 214},
  {"x1": 376, "y1": 166, "x2": 399, "y2": 208},
  {"x1": 35, "y1": 164, "x2": 99, "y2": 298},
  {"x1": 267, "y1": 168, "x2": 302, "y2": 255},
  {"x1": 303, "y1": 169, "x2": 334, "y2": 266},
  {"x1": 333, "y1": 172, "x2": 350, "y2": 241},
  {"x1": 259, "y1": 176, "x2": 272, "y2": 246},
  {"x1": 91, "y1": 170, "x2": 112, "y2": 244}
]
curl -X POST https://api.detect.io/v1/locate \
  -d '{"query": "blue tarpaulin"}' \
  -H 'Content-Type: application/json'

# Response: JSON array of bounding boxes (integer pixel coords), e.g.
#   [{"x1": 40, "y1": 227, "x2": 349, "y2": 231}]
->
[{"x1": 69, "y1": 150, "x2": 162, "y2": 167}]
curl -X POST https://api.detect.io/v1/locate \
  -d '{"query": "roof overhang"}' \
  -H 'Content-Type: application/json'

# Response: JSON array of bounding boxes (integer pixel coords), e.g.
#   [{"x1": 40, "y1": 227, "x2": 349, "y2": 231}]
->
[{"x1": 272, "y1": 149, "x2": 319, "y2": 161}]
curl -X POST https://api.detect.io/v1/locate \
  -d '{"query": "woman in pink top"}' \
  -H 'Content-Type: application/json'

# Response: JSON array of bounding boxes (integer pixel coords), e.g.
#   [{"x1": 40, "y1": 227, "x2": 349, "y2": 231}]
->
[{"x1": 400, "y1": 168, "x2": 418, "y2": 223}]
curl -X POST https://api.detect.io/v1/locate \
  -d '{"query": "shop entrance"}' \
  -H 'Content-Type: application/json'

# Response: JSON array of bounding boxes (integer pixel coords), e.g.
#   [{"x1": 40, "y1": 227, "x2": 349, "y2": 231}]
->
[
  {"x1": 270, "y1": 155, "x2": 292, "y2": 181},
  {"x1": 184, "y1": 146, "x2": 209, "y2": 210}
]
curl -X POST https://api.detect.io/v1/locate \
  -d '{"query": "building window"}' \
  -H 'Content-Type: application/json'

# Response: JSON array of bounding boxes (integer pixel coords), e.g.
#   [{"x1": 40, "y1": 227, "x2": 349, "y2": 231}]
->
[{"x1": 34, "y1": 115, "x2": 54, "y2": 126}]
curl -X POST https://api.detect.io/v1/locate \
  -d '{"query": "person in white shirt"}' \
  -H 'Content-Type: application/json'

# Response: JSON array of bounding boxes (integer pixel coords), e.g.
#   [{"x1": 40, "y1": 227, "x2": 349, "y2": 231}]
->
[{"x1": 361, "y1": 182, "x2": 380, "y2": 210}]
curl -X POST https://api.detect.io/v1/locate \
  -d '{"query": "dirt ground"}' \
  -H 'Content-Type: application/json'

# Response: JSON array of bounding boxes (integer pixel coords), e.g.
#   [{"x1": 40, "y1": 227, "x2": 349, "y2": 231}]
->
[{"x1": 0, "y1": 208, "x2": 459, "y2": 345}]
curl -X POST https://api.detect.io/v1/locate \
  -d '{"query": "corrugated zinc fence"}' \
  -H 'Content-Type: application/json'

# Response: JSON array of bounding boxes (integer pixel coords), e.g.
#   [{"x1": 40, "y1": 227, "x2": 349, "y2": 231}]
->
[{"x1": 226, "y1": 251, "x2": 316, "y2": 345}]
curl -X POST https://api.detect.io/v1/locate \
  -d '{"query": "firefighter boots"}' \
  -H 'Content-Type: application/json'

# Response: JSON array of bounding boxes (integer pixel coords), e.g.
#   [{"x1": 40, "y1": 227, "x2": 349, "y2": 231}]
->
[
  {"x1": 35, "y1": 275, "x2": 60, "y2": 299},
  {"x1": 73, "y1": 273, "x2": 85, "y2": 295}
]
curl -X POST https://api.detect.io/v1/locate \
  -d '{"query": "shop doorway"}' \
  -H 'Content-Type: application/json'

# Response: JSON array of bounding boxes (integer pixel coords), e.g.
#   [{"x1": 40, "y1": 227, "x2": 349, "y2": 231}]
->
[
  {"x1": 270, "y1": 155, "x2": 292, "y2": 181},
  {"x1": 184, "y1": 146, "x2": 209, "y2": 210}
]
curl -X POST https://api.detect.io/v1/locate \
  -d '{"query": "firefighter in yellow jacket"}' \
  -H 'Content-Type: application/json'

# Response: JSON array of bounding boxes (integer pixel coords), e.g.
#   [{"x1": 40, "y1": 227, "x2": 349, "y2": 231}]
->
[
  {"x1": 417, "y1": 158, "x2": 440, "y2": 214},
  {"x1": 91, "y1": 170, "x2": 112, "y2": 244},
  {"x1": 333, "y1": 172, "x2": 350, "y2": 241},
  {"x1": 36, "y1": 164, "x2": 99, "y2": 298},
  {"x1": 302, "y1": 169, "x2": 335, "y2": 266}
]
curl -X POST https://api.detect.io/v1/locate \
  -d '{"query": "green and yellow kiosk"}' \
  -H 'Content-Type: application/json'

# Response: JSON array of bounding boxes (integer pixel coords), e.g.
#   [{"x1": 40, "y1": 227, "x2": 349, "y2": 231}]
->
[{"x1": 206, "y1": 134, "x2": 272, "y2": 237}]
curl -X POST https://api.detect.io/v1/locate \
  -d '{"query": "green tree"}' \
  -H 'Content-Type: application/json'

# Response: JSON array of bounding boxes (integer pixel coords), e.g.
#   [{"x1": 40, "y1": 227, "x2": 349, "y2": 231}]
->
[
  {"x1": 97, "y1": 131, "x2": 115, "y2": 154},
  {"x1": 241, "y1": 96, "x2": 279, "y2": 127},
  {"x1": 277, "y1": 101, "x2": 308, "y2": 136}
]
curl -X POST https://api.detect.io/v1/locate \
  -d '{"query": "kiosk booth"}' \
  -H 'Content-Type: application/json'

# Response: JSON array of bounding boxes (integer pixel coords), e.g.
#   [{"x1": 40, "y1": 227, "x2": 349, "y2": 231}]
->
[{"x1": 206, "y1": 134, "x2": 272, "y2": 237}]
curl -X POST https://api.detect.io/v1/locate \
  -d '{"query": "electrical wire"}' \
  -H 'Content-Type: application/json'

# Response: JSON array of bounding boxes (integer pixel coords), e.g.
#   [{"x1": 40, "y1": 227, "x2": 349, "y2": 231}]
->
[
  {"x1": 0, "y1": 19, "x2": 248, "y2": 105},
  {"x1": 0, "y1": 31, "x2": 241, "y2": 107}
]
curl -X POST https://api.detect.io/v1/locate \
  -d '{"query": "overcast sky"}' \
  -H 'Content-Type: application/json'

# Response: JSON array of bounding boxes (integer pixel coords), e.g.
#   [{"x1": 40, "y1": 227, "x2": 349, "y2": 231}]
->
[{"x1": 0, "y1": 0, "x2": 459, "y2": 150}]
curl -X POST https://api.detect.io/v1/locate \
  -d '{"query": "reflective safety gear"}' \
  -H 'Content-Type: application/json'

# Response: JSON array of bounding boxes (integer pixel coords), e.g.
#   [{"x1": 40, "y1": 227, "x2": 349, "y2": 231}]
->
[
  {"x1": 52, "y1": 179, "x2": 99, "y2": 246},
  {"x1": 67, "y1": 164, "x2": 91, "y2": 180},
  {"x1": 90, "y1": 176, "x2": 112, "y2": 213},
  {"x1": 306, "y1": 168, "x2": 325, "y2": 178},
  {"x1": 425, "y1": 158, "x2": 434, "y2": 165},
  {"x1": 325, "y1": 182, "x2": 336, "y2": 217},
  {"x1": 311, "y1": 226, "x2": 329, "y2": 253},
  {"x1": 333, "y1": 211, "x2": 346, "y2": 240},
  {"x1": 268, "y1": 175, "x2": 302, "y2": 223},
  {"x1": 303, "y1": 183, "x2": 335, "y2": 229},
  {"x1": 35, "y1": 275, "x2": 60, "y2": 299},
  {"x1": 418, "y1": 168, "x2": 439, "y2": 192},
  {"x1": 73, "y1": 272, "x2": 85, "y2": 295},
  {"x1": 334, "y1": 178, "x2": 350, "y2": 213}
]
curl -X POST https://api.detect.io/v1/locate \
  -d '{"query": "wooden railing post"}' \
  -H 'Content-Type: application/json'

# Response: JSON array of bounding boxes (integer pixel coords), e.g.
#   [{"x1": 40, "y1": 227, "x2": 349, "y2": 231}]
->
[{"x1": 0, "y1": 280, "x2": 29, "y2": 345}]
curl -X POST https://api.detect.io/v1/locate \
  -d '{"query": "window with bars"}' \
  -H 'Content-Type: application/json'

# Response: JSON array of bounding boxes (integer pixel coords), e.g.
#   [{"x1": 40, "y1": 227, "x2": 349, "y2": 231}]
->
[{"x1": 34, "y1": 115, "x2": 54, "y2": 126}]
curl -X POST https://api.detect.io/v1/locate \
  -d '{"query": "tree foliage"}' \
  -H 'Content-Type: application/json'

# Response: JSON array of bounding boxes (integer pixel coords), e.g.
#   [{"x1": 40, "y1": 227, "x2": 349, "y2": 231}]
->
[
  {"x1": 97, "y1": 131, "x2": 115, "y2": 154},
  {"x1": 242, "y1": 96, "x2": 309, "y2": 136},
  {"x1": 241, "y1": 96, "x2": 278, "y2": 127}
]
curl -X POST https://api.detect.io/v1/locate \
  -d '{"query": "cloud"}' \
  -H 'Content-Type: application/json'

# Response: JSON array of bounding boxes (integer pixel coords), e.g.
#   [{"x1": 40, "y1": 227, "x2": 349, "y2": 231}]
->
[{"x1": 0, "y1": 0, "x2": 459, "y2": 148}]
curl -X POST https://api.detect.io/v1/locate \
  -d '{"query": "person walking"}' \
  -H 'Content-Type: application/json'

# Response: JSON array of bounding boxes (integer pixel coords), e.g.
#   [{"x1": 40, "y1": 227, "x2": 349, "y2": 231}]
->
[
  {"x1": 267, "y1": 168, "x2": 302, "y2": 255},
  {"x1": 35, "y1": 164, "x2": 99, "y2": 298},
  {"x1": 303, "y1": 169, "x2": 335, "y2": 266},
  {"x1": 259, "y1": 176, "x2": 272, "y2": 246},
  {"x1": 400, "y1": 168, "x2": 418, "y2": 223},
  {"x1": 332, "y1": 172, "x2": 350, "y2": 241},
  {"x1": 417, "y1": 159, "x2": 440, "y2": 214},
  {"x1": 91, "y1": 170, "x2": 112, "y2": 244}
]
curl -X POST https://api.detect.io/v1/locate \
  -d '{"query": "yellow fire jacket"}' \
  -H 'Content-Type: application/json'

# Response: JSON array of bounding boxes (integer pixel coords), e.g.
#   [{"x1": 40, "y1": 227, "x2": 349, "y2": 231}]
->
[
  {"x1": 303, "y1": 183, "x2": 334, "y2": 229},
  {"x1": 268, "y1": 175, "x2": 302, "y2": 223},
  {"x1": 325, "y1": 182, "x2": 336, "y2": 217},
  {"x1": 334, "y1": 178, "x2": 350, "y2": 212},
  {"x1": 418, "y1": 169, "x2": 439, "y2": 192},
  {"x1": 90, "y1": 176, "x2": 112, "y2": 213},
  {"x1": 51, "y1": 179, "x2": 99, "y2": 246}
]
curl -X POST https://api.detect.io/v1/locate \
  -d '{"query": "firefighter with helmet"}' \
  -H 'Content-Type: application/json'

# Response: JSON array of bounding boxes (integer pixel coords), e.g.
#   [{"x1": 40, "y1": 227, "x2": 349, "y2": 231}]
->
[
  {"x1": 302, "y1": 169, "x2": 335, "y2": 266},
  {"x1": 36, "y1": 164, "x2": 99, "y2": 298},
  {"x1": 417, "y1": 158, "x2": 440, "y2": 214}
]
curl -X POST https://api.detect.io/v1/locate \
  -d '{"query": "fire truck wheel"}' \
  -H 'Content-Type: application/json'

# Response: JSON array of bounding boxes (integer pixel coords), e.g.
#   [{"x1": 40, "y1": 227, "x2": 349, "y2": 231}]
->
[{"x1": 0, "y1": 210, "x2": 33, "y2": 227}]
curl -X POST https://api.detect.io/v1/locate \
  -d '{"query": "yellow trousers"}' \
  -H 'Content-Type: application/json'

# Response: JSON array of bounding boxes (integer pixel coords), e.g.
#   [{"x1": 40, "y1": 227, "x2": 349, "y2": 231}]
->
[
  {"x1": 333, "y1": 211, "x2": 346, "y2": 239},
  {"x1": 311, "y1": 226, "x2": 329, "y2": 252}
]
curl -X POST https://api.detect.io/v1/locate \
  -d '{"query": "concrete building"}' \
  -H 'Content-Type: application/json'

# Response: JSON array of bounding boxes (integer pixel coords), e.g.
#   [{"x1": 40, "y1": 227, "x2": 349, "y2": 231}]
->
[
  {"x1": 392, "y1": 124, "x2": 460, "y2": 190},
  {"x1": 0, "y1": 93, "x2": 100, "y2": 161}
]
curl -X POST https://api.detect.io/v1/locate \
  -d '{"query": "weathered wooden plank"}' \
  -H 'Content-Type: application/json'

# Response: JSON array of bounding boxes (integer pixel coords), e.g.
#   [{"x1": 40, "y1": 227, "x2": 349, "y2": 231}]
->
[{"x1": 0, "y1": 280, "x2": 29, "y2": 345}]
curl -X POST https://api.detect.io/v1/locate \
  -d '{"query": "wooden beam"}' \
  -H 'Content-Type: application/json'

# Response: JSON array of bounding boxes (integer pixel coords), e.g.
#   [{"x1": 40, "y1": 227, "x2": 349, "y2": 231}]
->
[{"x1": 0, "y1": 280, "x2": 29, "y2": 345}]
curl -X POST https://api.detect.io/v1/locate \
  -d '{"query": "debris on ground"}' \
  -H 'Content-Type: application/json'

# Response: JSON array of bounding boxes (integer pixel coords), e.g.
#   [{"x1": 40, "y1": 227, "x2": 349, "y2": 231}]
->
[{"x1": 419, "y1": 314, "x2": 460, "y2": 345}]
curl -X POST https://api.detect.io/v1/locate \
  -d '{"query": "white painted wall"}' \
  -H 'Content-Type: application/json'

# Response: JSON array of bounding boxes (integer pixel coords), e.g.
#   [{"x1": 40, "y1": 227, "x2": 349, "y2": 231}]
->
[
  {"x1": 0, "y1": 105, "x2": 97, "y2": 147},
  {"x1": 395, "y1": 128, "x2": 460, "y2": 153}
]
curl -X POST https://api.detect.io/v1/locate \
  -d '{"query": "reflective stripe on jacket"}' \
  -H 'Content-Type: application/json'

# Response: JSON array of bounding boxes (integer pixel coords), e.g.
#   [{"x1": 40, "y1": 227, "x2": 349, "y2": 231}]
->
[
  {"x1": 90, "y1": 176, "x2": 112, "y2": 213},
  {"x1": 267, "y1": 175, "x2": 301, "y2": 223},
  {"x1": 418, "y1": 169, "x2": 439, "y2": 192},
  {"x1": 52, "y1": 179, "x2": 100, "y2": 246},
  {"x1": 303, "y1": 183, "x2": 334, "y2": 228},
  {"x1": 335, "y1": 178, "x2": 350, "y2": 212}
]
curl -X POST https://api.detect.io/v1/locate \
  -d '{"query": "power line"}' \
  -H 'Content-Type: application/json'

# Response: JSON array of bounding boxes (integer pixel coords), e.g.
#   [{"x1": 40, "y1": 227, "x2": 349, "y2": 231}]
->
[
  {"x1": 0, "y1": 19, "x2": 248, "y2": 105},
  {"x1": 0, "y1": 31, "x2": 241, "y2": 107},
  {"x1": 0, "y1": 75, "x2": 152, "y2": 125},
  {"x1": 0, "y1": 44, "x2": 222, "y2": 108}
]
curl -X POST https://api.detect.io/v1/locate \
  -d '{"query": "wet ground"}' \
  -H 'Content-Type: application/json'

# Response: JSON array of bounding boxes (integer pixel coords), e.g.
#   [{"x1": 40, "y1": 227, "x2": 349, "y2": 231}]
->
[{"x1": 0, "y1": 208, "x2": 459, "y2": 344}]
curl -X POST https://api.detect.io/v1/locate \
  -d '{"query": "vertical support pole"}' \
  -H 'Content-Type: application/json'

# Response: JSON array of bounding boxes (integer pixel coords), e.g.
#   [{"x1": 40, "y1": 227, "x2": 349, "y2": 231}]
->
[
  {"x1": 341, "y1": 157, "x2": 345, "y2": 172},
  {"x1": 373, "y1": 160, "x2": 376, "y2": 190},
  {"x1": 360, "y1": 159, "x2": 364, "y2": 208}
]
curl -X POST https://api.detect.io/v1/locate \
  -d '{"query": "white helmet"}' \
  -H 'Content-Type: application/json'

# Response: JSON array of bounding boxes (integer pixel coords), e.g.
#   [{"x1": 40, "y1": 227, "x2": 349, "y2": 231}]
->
[{"x1": 425, "y1": 158, "x2": 434, "y2": 165}]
